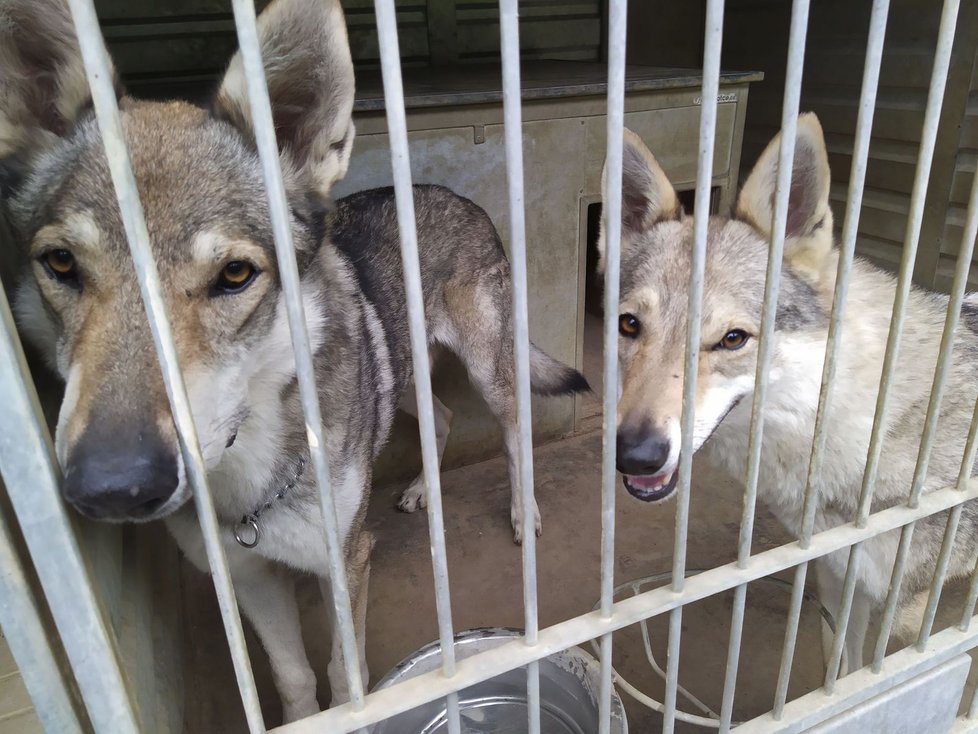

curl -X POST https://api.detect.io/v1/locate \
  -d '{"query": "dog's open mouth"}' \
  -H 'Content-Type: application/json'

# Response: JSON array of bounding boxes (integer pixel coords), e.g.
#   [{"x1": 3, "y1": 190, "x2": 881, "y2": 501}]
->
[{"x1": 622, "y1": 470, "x2": 679, "y2": 503}]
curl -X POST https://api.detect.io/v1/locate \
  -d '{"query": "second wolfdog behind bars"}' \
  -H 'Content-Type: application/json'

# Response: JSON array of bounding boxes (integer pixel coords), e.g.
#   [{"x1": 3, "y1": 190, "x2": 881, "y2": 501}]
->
[{"x1": 601, "y1": 114, "x2": 978, "y2": 675}]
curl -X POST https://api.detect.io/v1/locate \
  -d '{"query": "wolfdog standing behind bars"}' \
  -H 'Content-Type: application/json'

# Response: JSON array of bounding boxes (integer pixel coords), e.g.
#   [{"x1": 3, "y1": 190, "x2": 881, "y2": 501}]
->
[
  {"x1": 0, "y1": 0, "x2": 586, "y2": 722},
  {"x1": 600, "y1": 115, "x2": 978, "y2": 674}
]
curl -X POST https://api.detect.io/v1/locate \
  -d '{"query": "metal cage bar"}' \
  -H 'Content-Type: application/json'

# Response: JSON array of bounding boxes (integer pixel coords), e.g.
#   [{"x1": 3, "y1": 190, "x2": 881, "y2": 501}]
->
[
  {"x1": 227, "y1": 0, "x2": 368, "y2": 717},
  {"x1": 858, "y1": 0, "x2": 963, "y2": 671},
  {"x1": 0, "y1": 194, "x2": 127, "y2": 726},
  {"x1": 372, "y1": 1, "x2": 461, "y2": 731},
  {"x1": 0, "y1": 486, "x2": 84, "y2": 734},
  {"x1": 6, "y1": 0, "x2": 978, "y2": 731},
  {"x1": 599, "y1": 0, "x2": 628, "y2": 732},
  {"x1": 65, "y1": 1, "x2": 268, "y2": 730},
  {"x1": 662, "y1": 2, "x2": 724, "y2": 730},
  {"x1": 854, "y1": 0, "x2": 960, "y2": 525},
  {"x1": 773, "y1": 0, "x2": 890, "y2": 711},
  {"x1": 718, "y1": 0, "x2": 810, "y2": 726},
  {"x1": 498, "y1": 1, "x2": 542, "y2": 731},
  {"x1": 0, "y1": 266, "x2": 133, "y2": 734},
  {"x1": 913, "y1": 161, "x2": 978, "y2": 651}
]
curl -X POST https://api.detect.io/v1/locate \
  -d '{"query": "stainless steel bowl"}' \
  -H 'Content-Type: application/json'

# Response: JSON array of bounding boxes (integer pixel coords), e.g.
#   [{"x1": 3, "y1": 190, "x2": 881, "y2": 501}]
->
[{"x1": 371, "y1": 628, "x2": 629, "y2": 734}]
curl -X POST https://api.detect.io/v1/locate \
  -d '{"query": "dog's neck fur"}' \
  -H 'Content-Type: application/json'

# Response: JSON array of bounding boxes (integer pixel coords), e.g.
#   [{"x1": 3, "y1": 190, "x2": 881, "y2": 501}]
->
[{"x1": 701, "y1": 250, "x2": 971, "y2": 538}]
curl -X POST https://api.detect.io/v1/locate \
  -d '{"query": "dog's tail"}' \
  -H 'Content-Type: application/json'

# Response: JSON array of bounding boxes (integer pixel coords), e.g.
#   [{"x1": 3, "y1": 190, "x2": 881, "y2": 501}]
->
[{"x1": 529, "y1": 344, "x2": 591, "y2": 396}]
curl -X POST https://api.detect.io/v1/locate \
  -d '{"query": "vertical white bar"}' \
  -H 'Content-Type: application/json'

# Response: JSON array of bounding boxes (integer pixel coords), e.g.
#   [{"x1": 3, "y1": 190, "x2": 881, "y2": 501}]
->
[
  {"x1": 228, "y1": 0, "x2": 367, "y2": 714},
  {"x1": 599, "y1": 0, "x2": 628, "y2": 731},
  {"x1": 916, "y1": 505, "x2": 964, "y2": 648},
  {"x1": 670, "y1": 0, "x2": 724, "y2": 594},
  {"x1": 663, "y1": 2, "x2": 724, "y2": 731},
  {"x1": 871, "y1": 522, "x2": 916, "y2": 670},
  {"x1": 957, "y1": 398, "x2": 978, "y2": 631},
  {"x1": 0, "y1": 296, "x2": 137, "y2": 734},
  {"x1": 498, "y1": 2, "x2": 541, "y2": 731},
  {"x1": 824, "y1": 543, "x2": 864, "y2": 689},
  {"x1": 968, "y1": 681, "x2": 978, "y2": 720},
  {"x1": 65, "y1": 1, "x2": 266, "y2": 730},
  {"x1": 776, "y1": 0, "x2": 889, "y2": 710},
  {"x1": 373, "y1": 2, "x2": 460, "y2": 731},
  {"x1": 913, "y1": 158, "x2": 978, "y2": 650},
  {"x1": 0, "y1": 501, "x2": 84, "y2": 734},
  {"x1": 853, "y1": 0, "x2": 960, "y2": 524},
  {"x1": 719, "y1": 0, "x2": 809, "y2": 726},
  {"x1": 860, "y1": 0, "x2": 961, "y2": 672},
  {"x1": 798, "y1": 0, "x2": 889, "y2": 540},
  {"x1": 773, "y1": 562, "x2": 809, "y2": 717}
]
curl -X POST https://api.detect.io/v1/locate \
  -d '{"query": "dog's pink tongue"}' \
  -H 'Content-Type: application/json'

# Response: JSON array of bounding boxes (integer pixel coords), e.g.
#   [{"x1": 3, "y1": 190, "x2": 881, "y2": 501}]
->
[{"x1": 627, "y1": 474, "x2": 667, "y2": 490}]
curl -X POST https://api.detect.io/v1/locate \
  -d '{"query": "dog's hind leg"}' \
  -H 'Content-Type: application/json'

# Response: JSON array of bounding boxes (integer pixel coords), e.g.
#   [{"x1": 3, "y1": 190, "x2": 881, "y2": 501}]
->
[
  {"x1": 322, "y1": 528, "x2": 374, "y2": 706},
  {"x1": 444, "y1": 278, "x2": 537, "y2": 543},
  {"x1": 396, "y1": 382, "x2": 454, "y2": 513},
  {"x1": 461, "y1": 352, "x2": 534, "y2": 544}
]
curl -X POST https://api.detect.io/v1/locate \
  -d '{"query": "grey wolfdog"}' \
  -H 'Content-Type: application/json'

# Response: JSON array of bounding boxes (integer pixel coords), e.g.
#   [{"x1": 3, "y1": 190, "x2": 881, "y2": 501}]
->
[
  {"x1": 600, "y1": 114, "x2": 978, "y2": 674},
  {"x1": 0, "y1": 0, "x2": 586, "y2": 721}
]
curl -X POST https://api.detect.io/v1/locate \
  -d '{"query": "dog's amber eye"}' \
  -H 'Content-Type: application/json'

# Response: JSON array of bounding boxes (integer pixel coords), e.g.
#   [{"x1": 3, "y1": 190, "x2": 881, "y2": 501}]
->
[
  {"x1": 40, "y1": 249, "x2": 80, "y2": 286},
  {"x1": 213, "y1": 261, "x2": 258, "y2": 295},
  {"x1": 619, "y1": 313, "x2": 641, "y2": 338},
  {"x1": 718, "y1": 329, "x2": 749, "y2": 350}
]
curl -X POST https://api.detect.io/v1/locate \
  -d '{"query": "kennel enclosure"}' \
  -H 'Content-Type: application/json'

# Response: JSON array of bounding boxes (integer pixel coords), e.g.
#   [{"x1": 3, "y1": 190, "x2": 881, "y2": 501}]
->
[{"x1": 3, "y1": 0, "x2": 978, "y2": 733}]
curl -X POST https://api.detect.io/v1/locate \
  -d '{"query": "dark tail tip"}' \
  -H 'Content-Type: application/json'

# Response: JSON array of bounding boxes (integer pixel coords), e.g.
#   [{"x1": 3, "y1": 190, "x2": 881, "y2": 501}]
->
[
  {"x1": 566, "y1": 371, "x2": 592, "y2": 394},
  {"x1": 531, "y1": 368, "x2": 592, "y2": 396}
]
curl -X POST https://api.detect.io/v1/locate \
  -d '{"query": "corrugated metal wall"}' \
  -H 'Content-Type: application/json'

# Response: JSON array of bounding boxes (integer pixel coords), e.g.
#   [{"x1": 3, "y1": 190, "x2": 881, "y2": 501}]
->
[
  {"x1": 454, "y1": 1, "x2": 602, "y2": 62},
  {"x1": 723, "y1": 0, "x2": 978, "y2": 290},
  {"x1": 934, "y1": 52, "x2": 978, "y2": 290},
  {"x1": 98, "y1": 0, "x2": 602, "y2": 98}
]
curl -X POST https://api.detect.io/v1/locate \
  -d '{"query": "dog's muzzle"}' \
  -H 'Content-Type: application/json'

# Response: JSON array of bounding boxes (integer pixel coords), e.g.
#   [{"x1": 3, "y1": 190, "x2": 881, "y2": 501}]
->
[
  {"x1": 62, "y1": 426, "x2": 180, "y2": 521},
  {"x1": 616, "y1": 424, "x2": 679, "y2": 502},
  {"x1": 622, "y1": 470, "x2": 679, "y2": 502}
]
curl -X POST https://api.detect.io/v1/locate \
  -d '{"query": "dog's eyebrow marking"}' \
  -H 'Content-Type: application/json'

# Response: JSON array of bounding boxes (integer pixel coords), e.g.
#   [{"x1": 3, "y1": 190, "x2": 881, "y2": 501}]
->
[
  {"x1": 191, "y1": 230, "x2": 270, "y2": 269},
  {"x1": 30, "y1": 211, "x2": 100, "y2": 255}
]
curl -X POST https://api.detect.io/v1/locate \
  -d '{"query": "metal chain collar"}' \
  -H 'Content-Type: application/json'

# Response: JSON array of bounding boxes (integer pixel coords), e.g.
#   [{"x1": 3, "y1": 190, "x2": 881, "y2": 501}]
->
[{"x1": 233, "y1": 455, "x2": 307, "y2": 549}]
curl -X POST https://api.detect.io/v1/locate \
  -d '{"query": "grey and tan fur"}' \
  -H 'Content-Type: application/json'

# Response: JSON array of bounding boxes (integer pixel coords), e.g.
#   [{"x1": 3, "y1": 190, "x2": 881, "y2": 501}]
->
[
  {"x1": 600, "y1": 115, "x2": 978, "y2": 674},
  {"x1": 0, "y1": 0, "x2": 586, "y2": 722}
]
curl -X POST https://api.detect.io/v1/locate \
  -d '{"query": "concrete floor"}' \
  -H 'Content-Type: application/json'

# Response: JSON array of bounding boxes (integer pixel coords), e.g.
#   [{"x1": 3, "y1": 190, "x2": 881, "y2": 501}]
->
[{"x1": 178, "y1": 315, "x2": 976, "y2": 732}]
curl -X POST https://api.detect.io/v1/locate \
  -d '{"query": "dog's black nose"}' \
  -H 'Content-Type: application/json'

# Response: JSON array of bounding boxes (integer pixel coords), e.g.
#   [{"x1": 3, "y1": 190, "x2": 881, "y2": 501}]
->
[
  {"x1": 616, "y1": 427, "x2": 670, "y2": 475},
  {"x1": 63, "y1": 428, "x2": 179, "y2": 520}
]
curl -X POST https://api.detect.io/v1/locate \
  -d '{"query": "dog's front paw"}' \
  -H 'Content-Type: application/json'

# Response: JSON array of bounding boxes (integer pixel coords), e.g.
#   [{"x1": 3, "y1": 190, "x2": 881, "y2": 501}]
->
[
  {"x1": 398, "y1": 479, "x2": 427, "y2": 513},
  {"x1": 511, "y1": 501, "x2": 542, "y2": 545}
]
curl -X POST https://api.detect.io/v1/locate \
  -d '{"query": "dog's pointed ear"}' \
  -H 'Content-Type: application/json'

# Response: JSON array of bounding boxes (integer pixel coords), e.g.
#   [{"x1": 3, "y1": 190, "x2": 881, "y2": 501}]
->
[
  {"x1": 597, "y1": 128, "x2": 680, "y2": 273},
  {"x1": 214, "y1": 0, "x2": 356, "y2": 197},
  {"x1": 736, "y1": 113, "x2": 834, "y2": 275},
  {"x1": 0, "y1": 0, "x2": 121, "y2": 160}
]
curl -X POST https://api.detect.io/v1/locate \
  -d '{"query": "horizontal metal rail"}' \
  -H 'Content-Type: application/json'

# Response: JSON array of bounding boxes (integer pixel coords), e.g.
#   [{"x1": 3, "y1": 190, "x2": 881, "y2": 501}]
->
[
  {"x1": 273, "y1": 479, "x2": 978, "y2": 733},
  {"x1": 739, "y1": 620, "x2": 978, "y2": 734}
]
